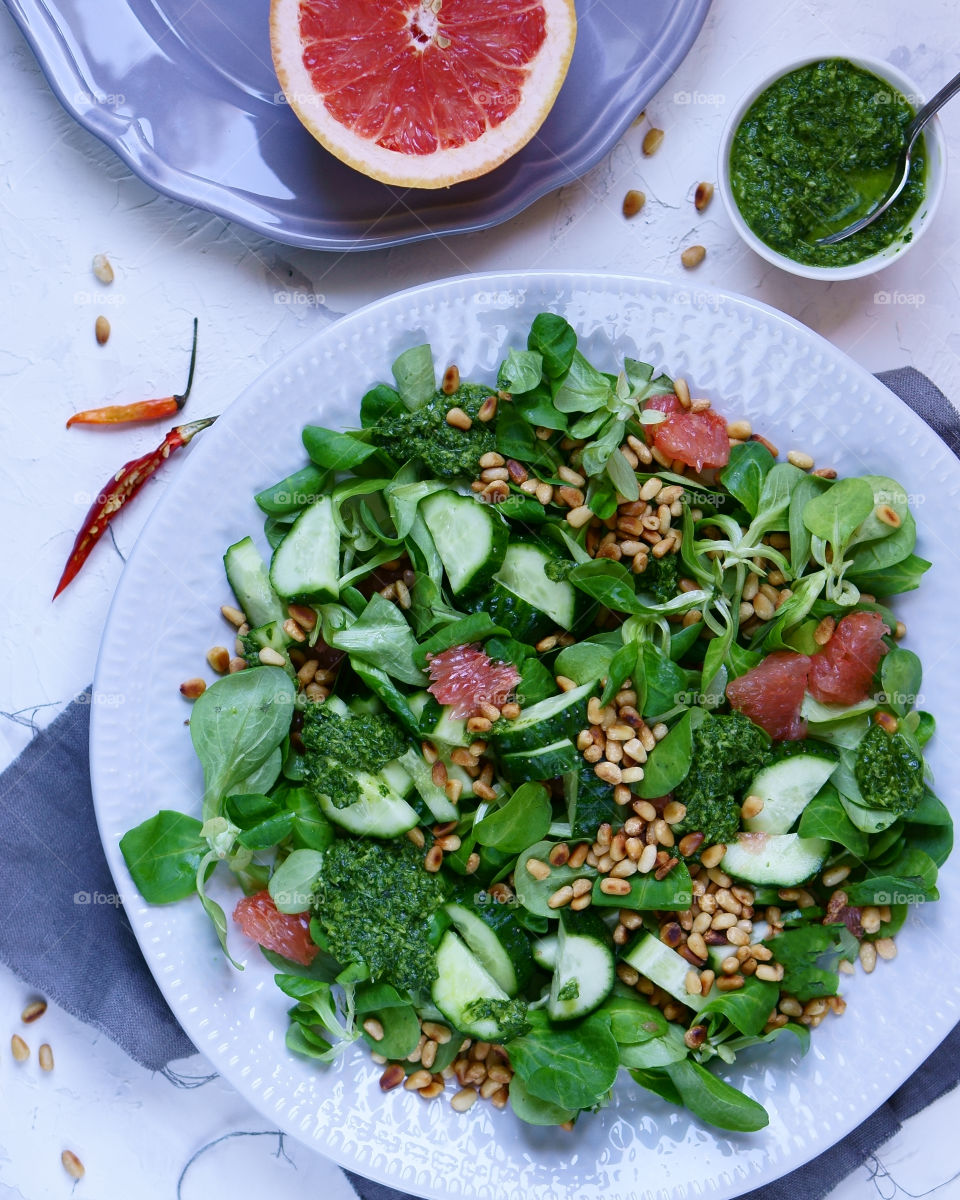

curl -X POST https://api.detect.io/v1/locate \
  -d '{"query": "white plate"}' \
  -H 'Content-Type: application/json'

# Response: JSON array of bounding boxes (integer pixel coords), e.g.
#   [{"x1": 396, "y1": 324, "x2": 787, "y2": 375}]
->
[{"x1": 92, "y1": 272, "x2": 960, "y2": 1200}]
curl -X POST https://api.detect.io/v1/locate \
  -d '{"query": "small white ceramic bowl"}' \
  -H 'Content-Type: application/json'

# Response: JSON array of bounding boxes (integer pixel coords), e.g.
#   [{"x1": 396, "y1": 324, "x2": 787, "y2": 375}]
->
[{"x1": 717, "y1": 54, "x2": 947, "y2": 280}]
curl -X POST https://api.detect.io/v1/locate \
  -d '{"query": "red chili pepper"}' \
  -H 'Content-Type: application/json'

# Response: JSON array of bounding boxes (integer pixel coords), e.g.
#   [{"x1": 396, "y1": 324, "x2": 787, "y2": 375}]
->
[
  {"x1": 66, "y1": 319, "x2": 199, "y2": 428},
  {"x1": 53, "y1": 416, "x2": 216, "y2": 599}
]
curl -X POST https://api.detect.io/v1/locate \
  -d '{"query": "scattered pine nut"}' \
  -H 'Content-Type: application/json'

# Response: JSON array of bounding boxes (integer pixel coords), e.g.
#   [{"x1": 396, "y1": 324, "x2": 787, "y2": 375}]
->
[
  {"x1": 21, "y1": 1000, "x2": 47, "y2": 1024},
  {"x1": 726, "y1": 419, "x2": 752, "y2": 440},
  {"x1": 442, "y1": 365, "x2": 460, "y2": 395},
  {"x1": 451, "y1": 1087, "x2": 478, "y2": 1112},
  {"x1": 258, "y1": 647, "x2": 286, "y2": 667},
  {"x1": 61, "y1": 1151, "x2": 85, "y2": 1180},
  {"x1": 445, "y1": 406, "x2": 472, "y2": 430},
  {"x1": 362, "y1": 1018, "x2": 385, "y2": 1041},
  {"x1": 221, "y1": 604, "x2": 246, "y2": 627},
  {"x1": 694, "y1": 181, "x2": 714, "y2": 212},
  {"x1": 95, "y1": 315, "x2": 111, "y2": 345},
  {"x1": 179, "y1": 677, "x2": 206, "y2": 700},
  {"x1": 11, "y1": 1034, "x2": 29, "y2": 1062},
  {"x1": 681, "y1": 244, "x2": 706, "y2": 269},
  {"x1": 642, "y1": 128, "x2": 664, "y2": 155},
  {"x1": 379, "y1": 1064, "x2": 405, "y2": 1091},
  {"x1": 786, "y1": 450, "x2": 815, "y2": 470},
  {"x1": 206, "y1": 646, "x2": 231, "y2": 674},
  {"x1": 39, "y1": 1043, "x2": 54, "y2": 1072},
  {"x1": 877, "y1": 504, "x2": 901, "y2": 528},
  {"x1": 92, "y1": 253, "x2": 114, "y2": 284},
  {"x1": 623, "y1": 189, "x2": 646, "y2": 218}
]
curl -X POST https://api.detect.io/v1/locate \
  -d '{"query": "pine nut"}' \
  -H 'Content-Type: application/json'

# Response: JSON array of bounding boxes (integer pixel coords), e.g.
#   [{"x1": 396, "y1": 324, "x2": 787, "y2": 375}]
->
[
  {"x1": 525, "y1": 857, "x2": 551, "y2": 880},
  {"x1": 741, "y1": 795, "x2": 764, "y2": 820},
  {"x1": 549, "y1": 843, "x2": 570, "y2": 866},
  {"x1": 451, "y1": 1087, "x2": 478, "y2": 1112},
  {"x1": 681, "y1": 244, "x2": 706, "y2": 269},
  {"x1": 363, "y1": 1017, "x2": 385, "y2": 1041},
  {"x1": 875, "y1": 937, "x2": 897, "y2": 960},
  {"x1": 687, "y1": 931, "x2": 708, "y2": 960},
  {"x1": 716, "y1": 974, "x2": 744, "y2": 991},
  {"x1": 700, "y1": 843, "x2": 726, "y2": 869},
  {"x1": 179, "y1": 677, "x2": 206, "y2": 699},
  {"x1": 822, "y1": 865, "x2": 851, "y2": 887},
  {"x1": 595, "y1": 761, "x2": 622, "y2": 785},
  {"x1": 380, "y1": 1064, "x2": 406, "y2": 1091},
  {"x1": 859, "y1": 942, "x2": 878, "y2": 973},
  {"x1": 478, "y1": 395, "x2": 498, "y2": 422},
  {"x1": 21, "y1": 1000, "x2": 47, "y2": 1024},
  {"x1": 548, "y1": 885, "x2": 574, "y2": 909},
  {"x1": 424, "y1": 846, "x2": 443, "y2": 873},
  {"x1": 11, "y1": 1034, "x2": 29, "y2": 1062},
  {"x1": 623, "y1": 189, "x2": 646, "y2": 218},
  {"x1": 566, "y1": 504, "x2": 594, "y2": 528},
  {"x1": 620, "y1": 766, "x2": 645, "y2": 783},
  {"x1": 61, "y1": 1151, "x2": 85, "y2": 1180},
  {"x1": 92, "y1": 253, "x2": 114, "y2": 284},
  {"x1": 642, "y1": 128, "x2": 664, "y2": 155},
  {"x1": 423, "y1": 1021, "x2": 452, "y2": 1044},
  {"x1": 663, "y1": 800, "x2": 686, "y2": 824},
  {"x1": 258, "y1": 647, "x2": 287, "y2": 667},
  {"x1": 694, "y1": 181, "x2": 714, "y2": 212},
  {"x1": 787, "y1": 450, "x2": 814, "y2": 470},
  {"x1": 726, "y1": 419, "x2": 752, "y2": 441},
  {"x1": 600, "y1": 877, "x2": 631, "y2": 896},
  {"x1": 445, "y1": 406, "x2": 472, "y2": 430}
]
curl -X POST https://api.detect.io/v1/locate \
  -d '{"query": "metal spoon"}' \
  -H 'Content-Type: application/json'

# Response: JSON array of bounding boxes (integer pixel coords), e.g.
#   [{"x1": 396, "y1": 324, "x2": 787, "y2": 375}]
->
[{"x1": 816, "y1": 67, "x2": 960, "y2": 245}]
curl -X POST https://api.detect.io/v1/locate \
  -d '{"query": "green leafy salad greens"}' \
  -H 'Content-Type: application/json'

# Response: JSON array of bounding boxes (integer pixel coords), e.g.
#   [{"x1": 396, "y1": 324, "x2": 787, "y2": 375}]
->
[{"x1": 121, "y1": 313, "x2": 949, "y2": 1137}]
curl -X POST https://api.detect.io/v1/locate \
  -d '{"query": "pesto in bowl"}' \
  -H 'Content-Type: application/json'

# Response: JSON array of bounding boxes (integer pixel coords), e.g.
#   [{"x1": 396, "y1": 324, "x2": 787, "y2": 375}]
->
[{"x1": 729, "y1": 58, "x2": 925, "y2": 268}]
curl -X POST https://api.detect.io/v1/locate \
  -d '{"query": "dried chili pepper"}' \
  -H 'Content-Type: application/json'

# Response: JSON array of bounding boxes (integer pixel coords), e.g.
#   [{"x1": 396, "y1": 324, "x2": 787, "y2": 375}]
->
[
  {"x1": 53, "y1": 416, "x2": 216, "y2": 599},
  {"x1": 66, "y1": 319, "x2": 199, "y2": 427}
]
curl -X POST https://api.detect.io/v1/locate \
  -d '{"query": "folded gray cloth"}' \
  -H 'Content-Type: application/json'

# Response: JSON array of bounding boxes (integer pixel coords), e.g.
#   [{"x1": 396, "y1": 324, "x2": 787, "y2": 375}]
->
[{"x1": 0, "y1": 366, "x2": 956, "y2": 1198}]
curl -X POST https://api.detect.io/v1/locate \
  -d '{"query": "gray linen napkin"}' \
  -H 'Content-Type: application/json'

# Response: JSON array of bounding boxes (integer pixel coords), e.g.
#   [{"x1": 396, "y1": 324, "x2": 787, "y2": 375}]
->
[{"x1": 0, "y1": 367, "x2": 956, "y2": 1197}]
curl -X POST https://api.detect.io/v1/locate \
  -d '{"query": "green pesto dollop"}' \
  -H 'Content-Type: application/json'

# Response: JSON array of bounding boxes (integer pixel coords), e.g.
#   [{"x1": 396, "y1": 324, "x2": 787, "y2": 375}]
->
[
  {"x1": 730, "y1": 59, "x2": 926, "y2": 266},
  {"x1": 370, "y1": 382, "x2": 497, "y2": 479},
  {"x1": 854, "y1": 722, "x2": 924, "y2": 815},
  {"x1": 313, "y1": 839, "x2": 448, "y2": 995}
]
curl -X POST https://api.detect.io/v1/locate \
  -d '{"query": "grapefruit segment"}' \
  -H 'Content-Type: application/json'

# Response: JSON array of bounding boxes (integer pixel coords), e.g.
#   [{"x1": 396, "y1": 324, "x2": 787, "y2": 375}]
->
[
  {"x1": 645, "y1": 396, "x2": 731, "y2": 473},
  {"x1": 427, "y1": 643, "x2": 520, "y2": 717},
  {"x1": 271, "y1": 0, "x2": 577, "y2": 187},
  {"x1": 726, "y1": 651, "x2": 812, "y2": 742},
  {"x1": 234, "y1": 890, "x2": 319, "y2": 967},
  {"x1": 808, "y1": 611, "x2": 890, "y2": 706}
]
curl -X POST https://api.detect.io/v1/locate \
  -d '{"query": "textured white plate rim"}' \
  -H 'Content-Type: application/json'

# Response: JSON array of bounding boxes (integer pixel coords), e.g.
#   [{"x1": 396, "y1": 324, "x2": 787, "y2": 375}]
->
[{"x1": 90, "y1": 270, "x2": 960, "y2": 1200}]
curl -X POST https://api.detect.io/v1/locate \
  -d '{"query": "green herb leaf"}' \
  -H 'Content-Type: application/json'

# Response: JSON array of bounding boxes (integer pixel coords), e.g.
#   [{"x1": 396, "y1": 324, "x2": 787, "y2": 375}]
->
[
  {"x1": 663, "y1": 1060, "x2": 769, "y2": 1131},
  {"x1": 391, "y1": 345, "x2": 436, "y2": 409},
  {"x1": 302, "y1": 425, "x2": 378, "y2": 471},
  {"x1": 473, "y1": 783, "x2": 552, "y2": 853},
  {"x1": 330, "y1": 593, "x2": 426, "y2": 686},
  {"x1": 719, "y1": 441, "x2": 774, "y2": 518},
  {"x1": 527, "y1": 313, "x2": 577, "y2": 381},
  {"x1": 190, "y1": 669, "x2": 295, "y2": 822},
  {"x1": 498, "y1": 348, "x2": 544, "y2": 393},
  {"x1": 698, "y1": 974, "x2": 780, "y2": 1037},
  {"x1": 506, "y1": 1010, "x2": 619, "y2": 1110},
  {"x1": 119, "y1": 810, "x2": 206, "y2": 903}
]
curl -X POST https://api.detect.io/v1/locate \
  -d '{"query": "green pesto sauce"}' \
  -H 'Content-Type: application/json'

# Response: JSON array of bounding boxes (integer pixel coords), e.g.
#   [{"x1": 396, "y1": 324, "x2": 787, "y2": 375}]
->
[{"x1": 730, "y1": 59, "x2": 926, "y2": 267}]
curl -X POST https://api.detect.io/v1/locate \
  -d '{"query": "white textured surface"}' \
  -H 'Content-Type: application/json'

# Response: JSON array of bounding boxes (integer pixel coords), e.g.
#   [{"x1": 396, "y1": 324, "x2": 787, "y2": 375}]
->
[{"x1": 2, "y1": 1, "x2": 960, "y2": 1198}]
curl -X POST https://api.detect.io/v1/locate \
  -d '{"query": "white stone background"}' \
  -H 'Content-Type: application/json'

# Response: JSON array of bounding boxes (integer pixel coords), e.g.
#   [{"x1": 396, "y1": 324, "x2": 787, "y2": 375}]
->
[{"x1": 1, "y1": 0, "x2": 959, "y2": 1197}]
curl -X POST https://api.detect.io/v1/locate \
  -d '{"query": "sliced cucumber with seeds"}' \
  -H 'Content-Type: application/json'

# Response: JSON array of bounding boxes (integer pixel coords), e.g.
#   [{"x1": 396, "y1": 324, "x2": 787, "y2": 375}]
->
[
  {"x1": 622, "y1": 934, "x2": 707, "y2": 1012},
  {"x1": 316, "y1": 772, "x2": 419, "y2": 837},
  {"x1": 420, "y1": 491, "x2": 508, "y2": 595},
  {"x1": 495, "y1": 542, "x2": 577, "y2": 630},
  {"x1": 721, "y1": 832, "x2": 830, "y2": 887},
  {"x1": 743, "y1": 753, "x2": 838, "y2": 834},
  {"x1": 432, "y1": 931, "x2": 521, "y2": 1040},
  {"x1": 547, "y1": 926, "x2": 615, "y2": 1021},
  {"x1": 224, "y1": 536, "x2": 286, "y2": 627},
  {"x1": 532, "y1": 934, "x2": 560, "y2": 971},
  {"x1": 499, "y1": 737, "x2": 580, "y2": 784},
  {"x1": 269, "y1": 496, "x2": 340, "y2": 603},
  {"x1": 492, "y1": 681, "x2": 594, "y2": 755},
  {"x1": 444, "y1": 899, "x2": 533, "y2": 995}
]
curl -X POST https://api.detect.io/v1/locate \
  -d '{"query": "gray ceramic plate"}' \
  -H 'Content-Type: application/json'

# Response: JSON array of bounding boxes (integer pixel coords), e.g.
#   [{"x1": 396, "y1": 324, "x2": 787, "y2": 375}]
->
[{"x1": 4, "y1": 0, "x2": 711, "y2": 251}]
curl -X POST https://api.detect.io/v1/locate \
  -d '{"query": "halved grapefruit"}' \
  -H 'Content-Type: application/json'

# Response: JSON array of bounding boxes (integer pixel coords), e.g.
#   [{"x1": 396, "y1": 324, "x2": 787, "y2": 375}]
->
[{"x1": 270, "y1": 0, "x2": 577, "y2": 188}]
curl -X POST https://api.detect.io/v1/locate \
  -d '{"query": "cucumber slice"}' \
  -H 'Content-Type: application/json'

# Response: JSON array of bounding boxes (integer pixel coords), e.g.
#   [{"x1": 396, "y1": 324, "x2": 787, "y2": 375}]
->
[
  {"x1": 269, "y1": 496, "x2": 340, "y2": 603},
  {"x1": 499, "y1": 738, "x2": 579, "y2": 784},
  {"x1": 415, "y1": 694, "x2": 468, "y2": 747},
  {"x1": 492, "y1": 681, "x2": 594, "y2": 755},
  {"x1": 316, "y1": 772, "x2": 419, "y2": 837},
  {"x1": 721, "y1": 832, "x2": 830, "y2": 887},
  {"x1": 744, "y1": 753, "x2": 838, "y2": 834},
  {"x1": 465, "y1": 582, "x2": 554, "y2": 643},
  {"x1": 494, "y1": 543, "x2": 577, "y2": 630},
  {"x1": 532, "y1": 935, "x2": 560, "y2": 971},
  {"x1": 420, "y1": 491, "x2": 508, "y2": 595},
  {"x1": 397, "y1": 747, "x2": 458, "y2": 822},
  {"x1": 380, "y1": 759, "x2": 414, "y2": 798},
  {"x1": 224, "y1": 536, "x2": 286, "y2": 627},
  {"x1": 548, "y1": 927, "x2": 615, "y2": 1021},
  {"x1": 432, "y1": 931, "x2": 519, "y2": 1040},
  {"x1": 622, "y1": 934, "x2": 706, "y2": 1012},
  {"x1": 444, "y1": 900, "x2": 533, "y2": 995}
]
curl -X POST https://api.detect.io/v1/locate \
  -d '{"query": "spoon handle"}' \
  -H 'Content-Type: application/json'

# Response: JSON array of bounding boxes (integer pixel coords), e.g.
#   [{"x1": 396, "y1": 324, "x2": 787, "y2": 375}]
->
[{"x1": 907, "y1": 67, "x2": 960, "y2": 146}]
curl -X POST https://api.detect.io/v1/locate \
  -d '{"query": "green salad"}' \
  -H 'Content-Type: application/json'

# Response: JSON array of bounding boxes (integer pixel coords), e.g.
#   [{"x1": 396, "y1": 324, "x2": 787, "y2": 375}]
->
[{"x1": 121, "y1": 313, "x2": 950, "y2": 1133}]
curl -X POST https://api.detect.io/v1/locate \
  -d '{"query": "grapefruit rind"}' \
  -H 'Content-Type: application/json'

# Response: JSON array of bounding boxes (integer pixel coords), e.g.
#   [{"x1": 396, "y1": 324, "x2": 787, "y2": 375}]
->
[{"x1": 270, "y1": 0, "x2": 577, "y2": 188}]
